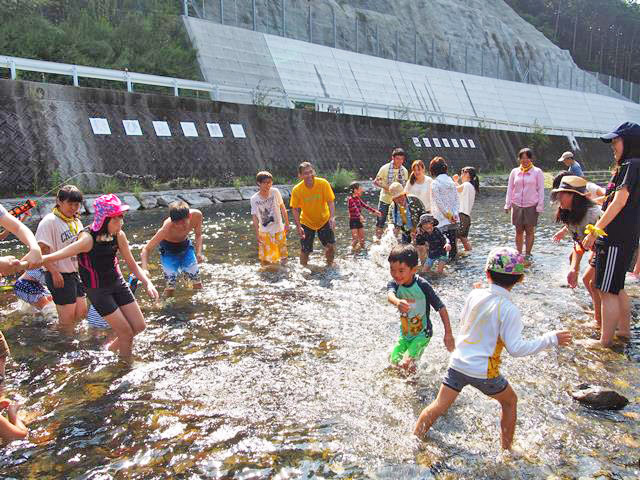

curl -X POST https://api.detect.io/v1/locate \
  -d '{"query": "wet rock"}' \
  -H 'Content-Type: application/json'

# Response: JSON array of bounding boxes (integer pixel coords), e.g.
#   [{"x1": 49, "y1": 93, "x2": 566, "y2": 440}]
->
[
  {"x1": 83, "y1": 197, "x2": 98, "y2": 215},
  {"x1": 75, "y1": 172, "x2": 111, "y2": 191},
  {"x1": 178, "y1": 192, "x2": 213, "y2": 208},
  {"x1": 570, "y1": 384, "x2": 629, "y2": 410},
  {"x1": 155, "y1": 194, "x2": 180, "y2": 207},
  {"x1": 121, "y1": 194, "x2": 141, "y2": 211},
  {"x1": 274, "y1": 185, "x2": 291, "y2": 201},
  {"x1": 238, "y1": 186, "x2": 259, "y2": 200},
  {"x1": 138, "y1": 194, "x2": 158, "y2": 210},
  {"x1": 209, "y1": 188, "x2": 242, "y2": 202}
]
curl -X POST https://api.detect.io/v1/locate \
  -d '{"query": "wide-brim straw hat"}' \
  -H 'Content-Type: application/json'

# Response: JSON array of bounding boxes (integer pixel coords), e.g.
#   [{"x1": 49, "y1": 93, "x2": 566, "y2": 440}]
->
[
  {"x1": 551, "y1": 175, "x2": 588, "y2": 197},
  {"x1": 389, "y1": 182, "x2": 405, "y2": 199}
]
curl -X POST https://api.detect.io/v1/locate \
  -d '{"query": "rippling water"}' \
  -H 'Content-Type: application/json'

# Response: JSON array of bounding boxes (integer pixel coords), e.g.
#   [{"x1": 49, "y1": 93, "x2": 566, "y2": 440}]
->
[{"x1": 0, "y1": 192, "x2": 638, "y2": 479}]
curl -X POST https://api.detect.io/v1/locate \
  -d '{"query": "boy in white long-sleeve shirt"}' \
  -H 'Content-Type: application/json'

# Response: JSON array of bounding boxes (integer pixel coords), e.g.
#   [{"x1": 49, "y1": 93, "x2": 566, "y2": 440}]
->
[{"x1": 414, "y1": 247, "x2": 572, "y2": 451}]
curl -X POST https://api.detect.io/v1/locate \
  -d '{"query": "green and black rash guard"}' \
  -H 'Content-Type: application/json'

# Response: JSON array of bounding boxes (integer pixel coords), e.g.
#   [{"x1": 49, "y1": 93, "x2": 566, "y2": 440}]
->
[{"x1": 387, "y1": 275, "x2": 444, "y2": 340}]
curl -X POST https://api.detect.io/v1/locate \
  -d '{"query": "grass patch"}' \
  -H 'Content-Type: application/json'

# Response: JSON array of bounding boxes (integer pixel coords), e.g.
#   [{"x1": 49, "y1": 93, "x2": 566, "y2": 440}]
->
[{"x1": 324, "y1": 166, "x2": 357, "y2": 192}]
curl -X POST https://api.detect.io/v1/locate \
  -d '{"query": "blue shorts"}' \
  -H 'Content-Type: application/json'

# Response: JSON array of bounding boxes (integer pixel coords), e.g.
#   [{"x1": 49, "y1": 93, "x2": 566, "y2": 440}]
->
[
  {"x1": 425, "y1": 256, "x2": 448, "y2": 268},
  {"x1": 443, "y1": 367, "x2": 509, "y2": 396},
  {"x1": 159, "y1": 240, "x2": 201, "y2": 288}
]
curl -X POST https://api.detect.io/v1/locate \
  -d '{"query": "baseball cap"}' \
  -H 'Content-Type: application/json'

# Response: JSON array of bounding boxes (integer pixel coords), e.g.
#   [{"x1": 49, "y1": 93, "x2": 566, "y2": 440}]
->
[
  {"x1": 557, "y1": 151, "x2": 574, "y2": 162},
  {"x1": 600, "y1": 122, "x2": 640, "y2": 143}
]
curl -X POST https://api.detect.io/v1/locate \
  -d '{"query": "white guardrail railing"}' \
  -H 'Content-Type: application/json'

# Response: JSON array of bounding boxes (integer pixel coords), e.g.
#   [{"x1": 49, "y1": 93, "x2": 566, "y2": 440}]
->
[{"x1": 1, "y1": 54, "x2": 608, "y2": 138}]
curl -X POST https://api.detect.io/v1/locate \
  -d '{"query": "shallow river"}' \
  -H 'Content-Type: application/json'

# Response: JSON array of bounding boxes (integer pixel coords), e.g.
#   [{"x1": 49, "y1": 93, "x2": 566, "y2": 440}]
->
[{"x1": 0, "y1": 192, "x2": 638, "y2": 479}]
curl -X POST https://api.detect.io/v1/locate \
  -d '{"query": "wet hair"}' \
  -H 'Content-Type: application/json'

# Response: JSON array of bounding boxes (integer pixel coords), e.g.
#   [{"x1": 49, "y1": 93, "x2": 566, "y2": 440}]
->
[
  {"x1": 555, "y1": 194, "x2": 595, "y2": 226},
  {"x1": 298, "y1": 161, "x2": 314, "y2": 174},
  {"x1": 169, "y1": 200, "x2": 190, "y2": 222},
  {"x1": 57, "y1": 185, "x2": 83, "y2": 203},
  {"x1": 461, "y1": 166, "x2": 480, "y2": 193},
  {"x1": 409, "y1": 160, "x2": 426, "y2": 185},
  {"x1": 488, "y1": 270, "x2": 523, "y2": 288},
  {"x1": 348, "y1": 181, "x2": 360, "y2": 194},
  {"x1": 621, "y1": 134, "x2": 640, "y2": 163},
  {"x1": 429, "y1": 156, "x2": 448, "y2": 177},
  {"x1": 388, "y1": 244, "x2": 419, "y2": 268},
  {"x1": 256, "y1": 171, "x2": 273, "y2": 184},
  {"x1": 517, "y1": 148, "x2": 533, "y2": 160}
]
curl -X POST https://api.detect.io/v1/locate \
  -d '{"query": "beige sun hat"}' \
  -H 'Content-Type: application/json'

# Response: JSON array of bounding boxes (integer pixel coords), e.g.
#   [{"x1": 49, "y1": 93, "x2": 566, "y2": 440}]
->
[
  {"x1": 551, "y1": 175, "x2": 588, "y2": 196},
  {"x1": 388, "y1": 182, "x2": 405, "y2": 199}
]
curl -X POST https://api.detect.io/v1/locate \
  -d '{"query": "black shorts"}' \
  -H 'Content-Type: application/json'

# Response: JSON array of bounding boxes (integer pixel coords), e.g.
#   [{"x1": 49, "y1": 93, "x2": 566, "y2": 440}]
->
[
  {"x1": 457, "y1": 213, "x2": 471, "y2": 238},
  {"x1": 86, "y1": 276, "x2": 136, "y2": 317},
  {"x1": 375, "y1": 201, "x2": 391, "y2": 228},
  {"x1": 594, "y1": 242, "x2": 635, "y2": 294},
  {"x1": 349, "y1": 218, "x2": 363, "y2": 230},
  {"x1": 301, "y1": 222, "x2": 335, "y2": 253},
  {"x1": 45, "y1": 271, "x2": 86, "y2": 306}
]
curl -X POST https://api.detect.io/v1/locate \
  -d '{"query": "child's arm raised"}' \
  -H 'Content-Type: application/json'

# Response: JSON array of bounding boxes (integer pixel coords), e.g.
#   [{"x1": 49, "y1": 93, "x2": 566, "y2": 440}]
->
[
  {"x1": 500, "y1": 307, "x2": 572, "y2": 357},
  {"x1": 140, "y1": 226, "x2": 168, "y2": 272},
  {"x1": 117, "y1": 231, "x2": 159, "y2": 300},
  {"x1": 191, "y1": 210, "x2": 205, "y2": 263},
  {"x1": 42, "y1": 232, "x2": 92, "y2": 264},
  {"x1": 436, "y1": 306, "x2": 455, "y2": 352}
]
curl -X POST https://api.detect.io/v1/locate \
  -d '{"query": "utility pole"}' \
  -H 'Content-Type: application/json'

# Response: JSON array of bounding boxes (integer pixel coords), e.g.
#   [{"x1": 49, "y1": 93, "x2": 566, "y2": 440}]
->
[
  {"x1": 614, "y1": 30, "x2": 622, "y2": 77},
  {"x1": 572, "y1": 1, "x2": 578, "y2": 53},
  {"x1": 554, "y1": 1, "x2": 561, "y2": 42}
]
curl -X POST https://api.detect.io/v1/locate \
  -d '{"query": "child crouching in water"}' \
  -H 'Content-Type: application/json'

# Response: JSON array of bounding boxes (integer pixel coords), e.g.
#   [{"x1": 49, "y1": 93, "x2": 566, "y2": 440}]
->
[
  {"x1": 387, "y1": 244, "x2": 454, "y2": 373},
  {"x1": 415, "y1": 214, "x2": 451, "y2": 274},
  {"x1": 347, "y1": 182, "x2": 381, "y2": 251},
  {"x1": 42, "y1": 195, "x2": 158, "y2": 359},
  {"x1": 13, "y1": 268, "x2": 56, "y2": 319},
  {"x1": 414, "y1": 247, "x2": 572, "y2": 451}
]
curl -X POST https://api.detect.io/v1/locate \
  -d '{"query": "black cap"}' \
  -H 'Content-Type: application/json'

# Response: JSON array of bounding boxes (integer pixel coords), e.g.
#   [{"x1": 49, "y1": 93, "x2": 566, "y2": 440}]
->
[{"x1": 600, "y1": 122, "x2": 640, "y2": 143}]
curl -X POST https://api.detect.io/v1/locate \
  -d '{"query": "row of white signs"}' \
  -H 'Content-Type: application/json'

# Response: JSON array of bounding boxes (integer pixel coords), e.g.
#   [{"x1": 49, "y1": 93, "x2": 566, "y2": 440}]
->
[
  {"x1": 88, "y1": 118, "x2": 247, "y2": 138},
  {"x1": 412, "y1": 137, "x2": 477, "y2": 149}
]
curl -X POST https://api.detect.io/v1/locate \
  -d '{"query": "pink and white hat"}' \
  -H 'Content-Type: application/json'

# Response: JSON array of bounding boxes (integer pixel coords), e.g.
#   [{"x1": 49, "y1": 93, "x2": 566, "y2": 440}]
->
[{"x1": 90, "y1": 194, "x2": 130, "y2": 232}]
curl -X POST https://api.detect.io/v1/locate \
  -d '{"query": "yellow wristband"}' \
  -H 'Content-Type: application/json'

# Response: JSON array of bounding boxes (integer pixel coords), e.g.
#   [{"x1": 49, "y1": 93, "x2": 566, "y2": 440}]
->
[{"x1": 584, "y1": 224, "x2": 607, "y2": 238}]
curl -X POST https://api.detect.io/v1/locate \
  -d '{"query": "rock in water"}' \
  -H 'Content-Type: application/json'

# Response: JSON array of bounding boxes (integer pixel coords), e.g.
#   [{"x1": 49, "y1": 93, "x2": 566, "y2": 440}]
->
[{"x1": 570, "y1": 384, "x2": 629, "y2": 410}]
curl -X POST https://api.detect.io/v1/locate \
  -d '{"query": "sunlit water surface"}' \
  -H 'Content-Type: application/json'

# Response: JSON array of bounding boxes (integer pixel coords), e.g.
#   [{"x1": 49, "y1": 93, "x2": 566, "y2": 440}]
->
[{"x1": 0, "y1": 192, "x2": 639, "y2": 479}]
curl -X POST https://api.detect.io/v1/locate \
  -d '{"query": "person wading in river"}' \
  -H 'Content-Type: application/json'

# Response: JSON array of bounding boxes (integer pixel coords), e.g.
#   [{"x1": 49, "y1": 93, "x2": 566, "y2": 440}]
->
[
  {"x1": 290, "y1": 162, "x2": 336, "y2": 267},
  {"x1": 373, "y1": 148, "x2": 409, "y2": 240}
]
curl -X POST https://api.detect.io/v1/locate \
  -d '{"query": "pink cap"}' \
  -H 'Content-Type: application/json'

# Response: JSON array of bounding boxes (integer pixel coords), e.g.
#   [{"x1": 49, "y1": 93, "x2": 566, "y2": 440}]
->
[{"x1": 90, "y1": 194, "x2": 130, "y2": 232}]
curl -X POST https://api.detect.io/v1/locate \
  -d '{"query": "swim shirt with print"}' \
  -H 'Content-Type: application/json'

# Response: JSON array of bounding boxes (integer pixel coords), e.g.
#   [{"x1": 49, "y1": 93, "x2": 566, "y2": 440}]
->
[{"x1": 387, "y1": 276, "x2": 444, "y2": 340}]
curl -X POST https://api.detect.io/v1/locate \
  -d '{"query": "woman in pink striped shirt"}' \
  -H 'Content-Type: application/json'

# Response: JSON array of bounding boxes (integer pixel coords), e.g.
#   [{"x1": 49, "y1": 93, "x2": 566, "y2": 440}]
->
[{"x1": 504, "y1": 148, "x2": 545, "y2": 259}]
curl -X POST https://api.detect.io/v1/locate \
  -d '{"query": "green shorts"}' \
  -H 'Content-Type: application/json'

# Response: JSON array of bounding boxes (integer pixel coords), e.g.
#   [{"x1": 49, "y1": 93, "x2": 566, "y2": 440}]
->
[{"x1": 390, "y1": 334, "x2": 431, "y2": 365}]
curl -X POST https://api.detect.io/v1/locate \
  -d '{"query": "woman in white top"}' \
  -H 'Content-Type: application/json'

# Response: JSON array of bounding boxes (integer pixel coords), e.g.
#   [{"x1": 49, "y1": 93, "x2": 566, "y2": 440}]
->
[
  {"x1": 454, "y1": 166, "x2": 479, "y2": 252},
  {"x1": 404, "y1": 160, "x2": 432, "y2": 213},
  {"x1": 429, "y1": 156, "x2": 460, "y2": 260}
]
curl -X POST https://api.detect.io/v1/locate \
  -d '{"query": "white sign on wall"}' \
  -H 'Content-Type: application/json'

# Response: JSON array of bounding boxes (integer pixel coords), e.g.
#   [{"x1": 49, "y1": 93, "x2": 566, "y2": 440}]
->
[
  {"x1": 152, "y1": 121, "x2": 171, "y2": 137},
  {"x1": 451, "y1": 139, "x2": 459, "y2": 148},
  {"x1": 206, "y1": 123, "x2": 224, "y2": 138},
  {"x1": 412, "y1": 137, "x2": 421, "y2": 147},
  {"x1": 422, "y1": 137, "x2": 432, "y2": 147},
  {"x1": 89, "y1": 118, "x2": 111, "y2": 135},
  {"x1": 122, "y1": 120, "x2": 143, "y2": 136},
  {"x1": 460, "y1": 139, "x2": 468, "y2": 148},
  {"x1": 468, "y1": 139, "x2": 476, "y2": 148},
  {"x1": 230, "y1": 124, "x2": 246, "y2": 138},
  {"x1": 180, "y1": 122, "x2": 198, "y2": 137},
  {"x1": 442, "y1": 138, "x2": 451, "y2": 148},
  {"x1": 432, "y1": 138, "x2": 442, "y2": 147}
]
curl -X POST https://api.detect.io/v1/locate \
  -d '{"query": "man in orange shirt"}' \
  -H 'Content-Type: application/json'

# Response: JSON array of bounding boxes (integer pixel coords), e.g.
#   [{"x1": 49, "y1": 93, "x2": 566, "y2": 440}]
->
[{"x1": 290, "y1": 162, "x2": 336, "y2": 266}]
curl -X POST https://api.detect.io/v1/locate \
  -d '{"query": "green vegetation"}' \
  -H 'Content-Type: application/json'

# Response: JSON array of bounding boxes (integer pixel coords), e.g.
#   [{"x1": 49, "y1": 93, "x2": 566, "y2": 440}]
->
[
  {"x1": 505, "y1": 0, "x2": 640, "y2": 84},
  {"x1": 0, "y1": 0, "x2": 201, "y2": 87},
  {"x1": 324, "y1": 166, "x2": 357, "y2": 192}
]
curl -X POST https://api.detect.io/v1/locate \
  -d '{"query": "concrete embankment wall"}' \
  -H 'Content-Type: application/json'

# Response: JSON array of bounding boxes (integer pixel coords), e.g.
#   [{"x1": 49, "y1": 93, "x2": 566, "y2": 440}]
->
[{"x1": 0, "y1": 78, "x2": 613, "y2": 197}]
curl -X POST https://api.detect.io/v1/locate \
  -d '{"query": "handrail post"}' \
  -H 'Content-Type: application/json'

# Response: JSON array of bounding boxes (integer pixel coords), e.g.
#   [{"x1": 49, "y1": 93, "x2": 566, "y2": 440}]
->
[
  {"x1": 183, "y1": 0, "x2": 188, "y2": 16},
  {"x1": 220, "y1": 0, "x2": 224, "y2": 24},
  {"x1": 252, "y1": 0, "x2": 256, "y2": 31},
  {"x1": 10, "y1": 59, "x2": 16, "y2": 80},
  {"x1": 72, "y1": 65, "x2": 79, "y2": 87},
  {"x1": 125, "y1": 70, "x2": 132, "y2": 92},
  {"x1": 173, "y1": 79, "x2": 179, "y2": 96}
]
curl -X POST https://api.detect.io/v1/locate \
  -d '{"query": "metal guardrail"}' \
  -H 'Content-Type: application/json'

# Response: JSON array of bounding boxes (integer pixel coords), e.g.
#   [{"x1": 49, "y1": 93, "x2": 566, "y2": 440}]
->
[{"x1": 0, "y1": 54, "x2": 609, "y2": 138}]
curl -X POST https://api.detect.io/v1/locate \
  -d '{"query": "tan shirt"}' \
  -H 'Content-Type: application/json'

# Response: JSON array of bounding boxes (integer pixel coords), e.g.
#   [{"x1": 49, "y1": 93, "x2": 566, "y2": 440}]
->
[{"x1": 36, "y1": 213, "x2": 83, "y2": 273}]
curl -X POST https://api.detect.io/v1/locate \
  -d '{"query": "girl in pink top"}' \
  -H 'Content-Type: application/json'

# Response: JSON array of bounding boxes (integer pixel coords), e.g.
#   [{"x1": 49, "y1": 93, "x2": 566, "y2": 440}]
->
[{"x1": 504, "y1": 148, "x2": 545, "y2": 258}]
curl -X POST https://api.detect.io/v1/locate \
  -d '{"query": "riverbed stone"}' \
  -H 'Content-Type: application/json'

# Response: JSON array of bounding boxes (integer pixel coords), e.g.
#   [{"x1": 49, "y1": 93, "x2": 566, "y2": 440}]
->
[
  {"x1": 178, "y1": 192, "x2": 213, "y2": 208},
  {"x1": 121, "y1": 194, "x2": 141, "y2": 211},
  {"x1": 156, "y1": 194, "x2": 180, "y2": 207},
  {"x1": 138, "y1": 194, "x2": 158, "y2": 210},
  {"x1": 83, "y1": 197, "x2": 98, "y2": 215},
  {"x1": 238, "y1": 186, "x2": 259, "y2": 200},
  {"x1": 570, "y1": 384, "x2": 629, "y2": 410},
  {"x1": 274, "y1": 185, "x2": 292, "y2": 200},
  {"x1": 209, "y1": 187, "x2": 243, "y2": 202}
]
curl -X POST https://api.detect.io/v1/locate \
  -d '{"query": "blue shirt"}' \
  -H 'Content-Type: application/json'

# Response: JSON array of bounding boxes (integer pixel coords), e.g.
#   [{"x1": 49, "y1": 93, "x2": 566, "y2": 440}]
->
[{"x1": 568, "y1": 162, "x2": 583, "y2": 177}]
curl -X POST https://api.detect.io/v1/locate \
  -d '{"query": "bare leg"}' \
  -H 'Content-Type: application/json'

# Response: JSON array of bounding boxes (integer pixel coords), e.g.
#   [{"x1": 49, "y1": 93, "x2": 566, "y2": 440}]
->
[
  {"x1": 56, "y1": 303, "x2": 81, "y2": 334},
  {"x1": 325, "y1": 243, "x2": 335, "y2": 266},
  {"x1": 515, "y1": 226, "x2": 525, "y2": 254},
  {"x1": 460, "y1": 237, "x2": 472, "y2": 251},
  {"x1": 436, "y1": 261, "x2": 445, "y2": 274},
  {"x1": 582, "y1": 266, "x2": 601, "y2": 326},
  {"x1": 416, "y1": 245, "x2": 427, "y2": 265},
  {"x1": 192, "y1": 282, "x2": 203, "y2": 290},
  {"x1": 357, "y1": 229, "x2": 366, "y2": 250},
  {"x1": 617, "y1": 289, "x2": 631, "y2": 338},
  {"x1": 490, "y1": 385, "x2": 518, "y2": 450},
  {"x1": 414, "y1": 384, "x2": 459, "y2": 439},
  {"x1": 599, "y1": 291, "x2": 621, "y2": 347},
  {"x1": 103, "y1": 308, "x2": 135, "y2": 358},
  {"x1": 524, "y1": 225, "x2": 535, "y2": 256}
]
